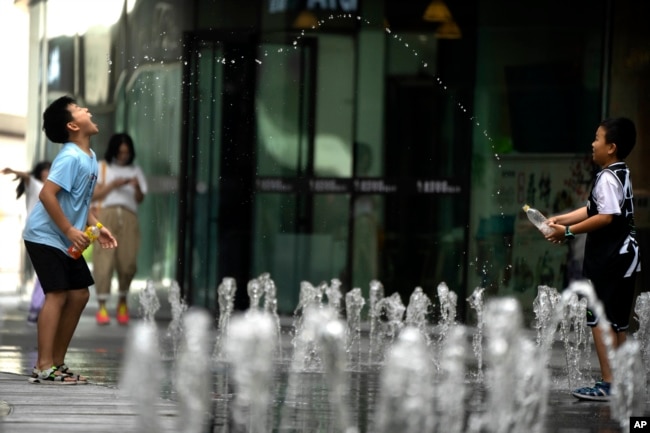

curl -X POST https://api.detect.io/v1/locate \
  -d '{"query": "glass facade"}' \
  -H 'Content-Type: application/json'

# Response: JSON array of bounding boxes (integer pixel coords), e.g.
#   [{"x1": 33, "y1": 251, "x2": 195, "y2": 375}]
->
[{"x1": 24, "y1": 0, "x2": 649, "y2": 320}]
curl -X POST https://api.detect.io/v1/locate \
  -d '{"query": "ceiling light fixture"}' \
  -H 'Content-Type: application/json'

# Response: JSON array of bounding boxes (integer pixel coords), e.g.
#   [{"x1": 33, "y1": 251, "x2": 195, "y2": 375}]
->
[{"x1": 423, "y1": 0, "x2": 452, "y2": 23}]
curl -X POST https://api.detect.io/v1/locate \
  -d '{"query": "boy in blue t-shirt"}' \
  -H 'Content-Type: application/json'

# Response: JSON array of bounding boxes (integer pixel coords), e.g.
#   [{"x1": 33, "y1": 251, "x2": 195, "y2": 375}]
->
[{"x1": 24, "y1": 96, "x2": 117, "y2": 384}]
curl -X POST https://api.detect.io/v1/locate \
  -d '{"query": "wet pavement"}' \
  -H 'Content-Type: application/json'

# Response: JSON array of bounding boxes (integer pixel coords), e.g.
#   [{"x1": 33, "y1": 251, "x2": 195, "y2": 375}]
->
[{"x1": 0, "y1": 294, "x2": 647, "y2": 432}]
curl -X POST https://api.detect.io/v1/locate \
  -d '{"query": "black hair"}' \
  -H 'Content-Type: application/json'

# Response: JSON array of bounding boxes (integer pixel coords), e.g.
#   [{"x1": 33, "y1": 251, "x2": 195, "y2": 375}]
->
[
  {"x1": 15, "y1": 161, "x2": 51, "y2": 199},
  {"x1": 600, "y1": 117, "x2": 636, "y2": 160},
  {"x1": 104, "y1": 133, "x2": 136, "y2": 165},
  {"x1": 42, "y1": 95, "x2": 76, "y2": 143}
]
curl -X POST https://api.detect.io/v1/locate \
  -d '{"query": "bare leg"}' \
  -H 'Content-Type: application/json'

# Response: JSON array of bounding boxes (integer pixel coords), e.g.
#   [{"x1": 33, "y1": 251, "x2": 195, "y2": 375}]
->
[
  {"x1": 52, "y1": 288, "x2": 90, "y2": 365},
  {"x1": 36, "y1": 291, "x2": 66, "y2": 370},
  {"x1": 592, "y1": 325, "x2": 621, "y2": 383}
]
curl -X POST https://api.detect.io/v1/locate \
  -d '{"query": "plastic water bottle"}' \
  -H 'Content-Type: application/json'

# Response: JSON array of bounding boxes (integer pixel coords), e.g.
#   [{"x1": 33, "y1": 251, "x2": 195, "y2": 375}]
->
[
  {"x1": 68, "y1": 222, "x2": 103, "y2": 259},
  {"x1": 522, "y1": 204, "x2": 553, "y2": 236}
]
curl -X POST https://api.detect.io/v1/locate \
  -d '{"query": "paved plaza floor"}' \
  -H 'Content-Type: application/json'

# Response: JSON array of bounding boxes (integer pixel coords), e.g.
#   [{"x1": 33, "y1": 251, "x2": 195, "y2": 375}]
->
[{"x1": 1, "y1": 292, "x2": 647, "y2": 433}]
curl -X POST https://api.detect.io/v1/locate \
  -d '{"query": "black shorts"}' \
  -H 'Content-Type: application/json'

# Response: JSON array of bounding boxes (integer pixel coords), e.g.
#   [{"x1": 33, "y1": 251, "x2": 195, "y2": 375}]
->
[
  {"x1": 24, "y1": 241, "x2": 94, "y2": 293},
  {"x1": 585, "y1": 236, "x2": 640, "y2": 331},
  {"x1": 586, "y1": 271, "x2": 638, "y2": 332}
]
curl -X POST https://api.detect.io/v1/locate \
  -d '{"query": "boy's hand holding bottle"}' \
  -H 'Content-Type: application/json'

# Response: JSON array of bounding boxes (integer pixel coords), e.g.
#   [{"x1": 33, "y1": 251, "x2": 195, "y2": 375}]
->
[
  {"x1": 68, "y1": 223, "x2": 103, "y2": 259},
  {"x1": 67, "y1": 223, "x2": 118, "y2": 258}
]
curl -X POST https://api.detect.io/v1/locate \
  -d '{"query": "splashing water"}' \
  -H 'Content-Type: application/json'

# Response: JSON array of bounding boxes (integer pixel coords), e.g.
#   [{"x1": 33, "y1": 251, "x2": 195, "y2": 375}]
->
[
  {"x1": 437, "y1": 282, "x2": 458, "y2": 328},
  {"x1": 405, "y1": 286, "x2": 432, "y2": 345},
  {"x1": 259, "y1": 272, "x2": 283, "y2": 359},
  {"x1": 368, "y1": 279, "x2": 385, "y2": 364},
  {"x1": 292, "y1": 281, "x2": 323, "y2": 335},
  {"x1": 139, "y1": 279, "x2": 161, "y2": 323},
  {"x1": 225, "y1": 311, "x2": 277, "y2": 433},
  {"x1": 120, "y1": 322, "x2": 164, "y2": 432},
  {"x1": 324, "y1": 278, "x2": 344, "y2": 315},
  {"x1": 436, "y1": 282, "x2": 458, "y2": 360},
  {"x1": 213, "y1": 277, "x2": 237, "y2": 361},
  {"x1": 281, "y1": 307, "x2": 339, "y2": 431},
  {"x1": 559, "y1": 291, "x2": 591, "y2": 388},
  {"x1": 532, "y1": 285, "x2": 561, "y2": 348},
  {"x1": 435, "y1": 325, "x2": 468, "y2": 433},
  {"x1": 345, "y1": 287, "x2": 365, "y2": 368},
  {"x1": 466, "y1": 286, "x2": 486, "y2": 381},
  {"x1": 633, "y1": 292, "x2": 650, "y2": 378},
  {"x1": 290, "y1": 306, "x2": 336, "y2": 373},
  {"x1": 562, "y1": 280, "x2": 638, "y2": 432},
  {"x1": 480, "y1": 297, "x2": 549, "y2": 433},
  {"x1": 375, "y1": 327, "x2": 435, "y2": 433},
  {"x1": 247, "y1": 276, "x2": 264, "y2": 311},
  {"x1": 373, "y1": 292, "x2": 406, "y2": 364},
  {"x1": 512, "y1": 336, "x2": 549, "y2": 433},
  {"x1": 166, "y1": 280, "x2": 188, "y2": 358},
  {"x1": 175, "y1": 309, "x2": 213, "y2": 433},
  {"x1": 316, "y1": 318, "x2": 357, "y2": 433},
  {"x1": 611, "y1": 339, "x2": 647, "y2": 432}
]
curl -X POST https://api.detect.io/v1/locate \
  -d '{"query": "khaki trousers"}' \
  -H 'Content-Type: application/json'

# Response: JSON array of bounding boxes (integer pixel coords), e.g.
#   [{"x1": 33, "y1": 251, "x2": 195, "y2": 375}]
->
[{"x1": 92, "y1": 206, "x2": 140, "y2": 301}]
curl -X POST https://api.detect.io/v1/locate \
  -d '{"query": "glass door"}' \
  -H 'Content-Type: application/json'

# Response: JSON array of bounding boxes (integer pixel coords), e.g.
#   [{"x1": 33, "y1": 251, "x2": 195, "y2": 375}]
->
[
  {"x1": 178, "y1": 38, "x2": 224, "y2": 311},
  {"x1": 179, "y1": 33, "x2": 257, "y2": 313},
  {"x1": 253, "y1": 35, "x2": 355, "y2": 314}
]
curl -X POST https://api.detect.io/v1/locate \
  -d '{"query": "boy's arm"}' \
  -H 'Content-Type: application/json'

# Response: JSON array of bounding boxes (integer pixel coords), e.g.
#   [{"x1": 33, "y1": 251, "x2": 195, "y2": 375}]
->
[
  {"x1": 546, "y1": 206, "x2": 613, "y2": 242},
  {"x1": 547, "y1": 206, "x2": 588, "y2": 226},
  {"x1": 39, "y1": 180, "x2": 88, "y2": 250}
]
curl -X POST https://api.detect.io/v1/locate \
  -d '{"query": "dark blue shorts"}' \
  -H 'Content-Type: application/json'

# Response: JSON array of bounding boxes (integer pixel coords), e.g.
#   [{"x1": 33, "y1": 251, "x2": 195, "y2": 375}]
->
[{"x1": 24, "y1": 241, "x2": 94, "y2": 293}]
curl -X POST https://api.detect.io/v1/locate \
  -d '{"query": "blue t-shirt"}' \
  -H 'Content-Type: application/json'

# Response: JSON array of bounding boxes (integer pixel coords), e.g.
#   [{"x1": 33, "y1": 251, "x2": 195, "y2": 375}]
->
[{"x1": 23, "y1": 143, "x2": 98, "y2": 252}]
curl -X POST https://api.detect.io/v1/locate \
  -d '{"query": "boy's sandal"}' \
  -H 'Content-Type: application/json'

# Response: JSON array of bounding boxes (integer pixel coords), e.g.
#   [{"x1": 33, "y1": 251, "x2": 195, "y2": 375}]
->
[
  {"x1": 571, "y1": 381, "x2": 611, "y2": 401},
  {"x1": 28, "y1": 366, "x2": 77, "y2": 385},
  {"x1": 57, "y1": 363, "x2": 89, "y2": 384}
]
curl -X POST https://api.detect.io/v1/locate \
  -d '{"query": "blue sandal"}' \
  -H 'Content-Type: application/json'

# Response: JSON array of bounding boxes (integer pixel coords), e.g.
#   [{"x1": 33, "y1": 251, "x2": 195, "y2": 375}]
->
[
  {"x1": 571, "y1": 380, "x2": 611, "y2": 401},
  {"x1": 28, "y1": 366, "x2": 77, "y2": 385}
]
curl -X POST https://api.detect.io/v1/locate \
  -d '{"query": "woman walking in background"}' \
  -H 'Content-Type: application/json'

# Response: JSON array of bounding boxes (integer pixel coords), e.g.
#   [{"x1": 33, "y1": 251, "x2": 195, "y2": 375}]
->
[
  {"x1": 2, "y1": 161, "x2": 51, "y2": 324},
  {"x1": 92, "y1": 133, "x2": 147, "y2": 325}
]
